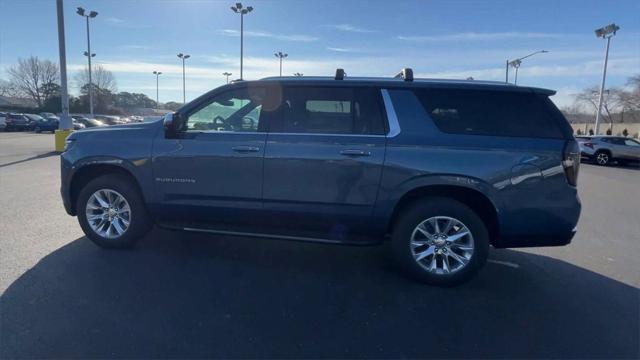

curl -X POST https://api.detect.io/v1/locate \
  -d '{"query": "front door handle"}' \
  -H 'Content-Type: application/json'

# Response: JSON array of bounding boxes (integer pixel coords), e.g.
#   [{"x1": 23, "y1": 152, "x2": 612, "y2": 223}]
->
[
  {"x1": 340, "y1": 149, "x2": 371, "y2": 157},
  {"x1": 232, "y1": 145, "x2": 260, "y2": 153}
]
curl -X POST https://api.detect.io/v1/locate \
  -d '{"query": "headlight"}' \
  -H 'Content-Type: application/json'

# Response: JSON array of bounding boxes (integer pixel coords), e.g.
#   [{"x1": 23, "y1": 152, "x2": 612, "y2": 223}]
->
[{"x1": 64, "y1": 138, "x2": 76, "y2": 152}]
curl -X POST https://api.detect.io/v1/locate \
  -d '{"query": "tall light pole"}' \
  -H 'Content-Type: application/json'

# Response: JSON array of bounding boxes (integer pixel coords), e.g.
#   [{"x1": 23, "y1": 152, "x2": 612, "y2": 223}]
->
[
  {"x1": 152, "y1": 71, "x2": 162, "y2": 109},
  {"x1": 56, "y1": 0, "x2": 71, "y2": 132},
  {"x1": 506, "y1": 50, "x2": 548, "y2": 85},
  {"x1": 222, "y1": 72, "x2": 232, "y2": 84},
  {"x1": 230, "y1": 2, "x2": 253, "y2": 80},
  {"x1": 274, "y1": 51, "x2": 288, "y2": 77},
  {"x1": 76, "y1": 7, "x2": 98, "y2": 117},
  {"x1": 594, "y1": 23, "x2": 620, "y2": 135},
  {"x1": 177, "y1": 53, "x2": 190, "y2": 104}
]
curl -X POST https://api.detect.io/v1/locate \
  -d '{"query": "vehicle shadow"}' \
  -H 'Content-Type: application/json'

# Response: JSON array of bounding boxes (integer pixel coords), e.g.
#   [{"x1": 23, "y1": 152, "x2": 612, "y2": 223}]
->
[
  {"x1": 1, "y1": 229, "x2": 638, "y2": 359},
  {"x1": 0, "y1": 151, "x2": 58, "y2": 168}
]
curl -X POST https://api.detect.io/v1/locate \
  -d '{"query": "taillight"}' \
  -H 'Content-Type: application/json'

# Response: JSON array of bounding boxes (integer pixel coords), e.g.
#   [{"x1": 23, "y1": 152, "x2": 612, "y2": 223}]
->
[
  {"x1": 563, "y1": 140, "x2": 580, "y2": 186},
  {"x1": 584, "y1": 142, "x2": 594, "y2": 149}
]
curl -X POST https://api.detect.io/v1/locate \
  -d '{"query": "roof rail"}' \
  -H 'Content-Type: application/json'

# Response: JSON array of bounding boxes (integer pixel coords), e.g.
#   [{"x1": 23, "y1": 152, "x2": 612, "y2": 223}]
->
[
  {"x1": 335, "y1": 68, "x2": 346, "y2": 80},
  {"x1": 394, "y1": 68, "x2": 413, "y2": 82}
]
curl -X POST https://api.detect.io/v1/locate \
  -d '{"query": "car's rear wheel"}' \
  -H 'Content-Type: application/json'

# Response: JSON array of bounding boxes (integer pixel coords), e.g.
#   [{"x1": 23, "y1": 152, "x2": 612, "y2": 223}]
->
[
  {"x1": 392, "y1": 197, "x2": 489, "y2": 286},
  {"x1": 77, "y1": 174, "x2": 152, "y2": 248},
  {"x1": 595, "y1": 151, "x2": 610, "y2": 165}
]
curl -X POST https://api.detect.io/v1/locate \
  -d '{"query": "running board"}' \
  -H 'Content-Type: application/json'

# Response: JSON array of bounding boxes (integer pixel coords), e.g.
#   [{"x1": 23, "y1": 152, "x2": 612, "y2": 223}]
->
[{"x1": 179, "y1": 226, "x2": 380, "y2": 246}]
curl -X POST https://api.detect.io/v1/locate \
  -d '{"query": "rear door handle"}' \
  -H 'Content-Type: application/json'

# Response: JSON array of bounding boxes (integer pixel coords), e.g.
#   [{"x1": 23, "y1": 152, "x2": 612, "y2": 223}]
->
[
  {"x1": 232, "y1": 145, "x2": 260, "y2": 153},
  {"x1": 340, "y1": 149, "x2": 371, "y2": 157}
]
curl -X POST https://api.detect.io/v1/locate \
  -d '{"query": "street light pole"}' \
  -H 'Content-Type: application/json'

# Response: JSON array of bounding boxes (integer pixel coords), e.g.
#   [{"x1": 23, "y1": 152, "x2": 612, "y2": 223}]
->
[
  {"x1": 222, "y1": 72, "x2": 232, "y2": 84},
  {"x1": 76, "y1": 7, "x2": 98, "y2": 117},
  {"x1": 505, "y1": 60, "x2": 509, "y2": 83},
  {"x1": 231, "y1": 3, "x2": 253, "y2": 80},
  {"x1": 594, "y1": 23, "x2": 620, "y2": 135},
  {"x1": 274, "y1": 51, "x2": 288, "y2": 77},
  {"x1": 177, "y1": 53, "x2": 190, "y2": 104},
  {"x1": 152, "y1": 71, "x2": 162, "y2": 109},
  {"x1": 56, "y1": 0, "x2": 71, "y2": 131},
  {"x1": 506, "y1": 50, "x2": 548, "y2": 85}
]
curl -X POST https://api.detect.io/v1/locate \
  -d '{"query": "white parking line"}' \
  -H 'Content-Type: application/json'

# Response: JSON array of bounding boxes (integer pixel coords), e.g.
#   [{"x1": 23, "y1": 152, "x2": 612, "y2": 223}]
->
[{"x1": 488, "y1": 259, "x2": 520, "y2": 268}]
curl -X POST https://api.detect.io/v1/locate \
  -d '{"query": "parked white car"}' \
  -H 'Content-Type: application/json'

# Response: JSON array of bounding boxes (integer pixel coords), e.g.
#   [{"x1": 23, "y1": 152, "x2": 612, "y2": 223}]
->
[{"x1": 577, "y1": 135, "x2": 640, "y2": 165}]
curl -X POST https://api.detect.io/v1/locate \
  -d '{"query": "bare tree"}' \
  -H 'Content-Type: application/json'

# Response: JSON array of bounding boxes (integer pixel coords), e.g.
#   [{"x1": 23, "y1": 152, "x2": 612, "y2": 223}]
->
[
  {"x1": 574, "y1": 86, "x2": 622, "y2": 124},
  {"x1": 0, "y1": 79, "x2": 20, "y2": 97},
  {"x1": 7, "y1": 56, "x2": 59, "y2": 107},
  {"x1": 74, "y1": 64, "x2": 117, "y2": 93}
]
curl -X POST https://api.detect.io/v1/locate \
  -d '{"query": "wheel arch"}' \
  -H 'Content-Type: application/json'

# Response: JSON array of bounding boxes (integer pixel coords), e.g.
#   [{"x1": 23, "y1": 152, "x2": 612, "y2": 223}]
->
[
  {"x1": 69, "y1": 162, "x2": 145, "y2": 215},
  {"x1": 388, "y1": 185, "x2": 500, "y2": 245}
]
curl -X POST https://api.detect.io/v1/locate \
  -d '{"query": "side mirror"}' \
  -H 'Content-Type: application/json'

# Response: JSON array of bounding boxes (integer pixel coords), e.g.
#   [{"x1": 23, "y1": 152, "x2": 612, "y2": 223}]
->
[{"x1": 164, "y1": 112, "x2": 181, "y2": 138}]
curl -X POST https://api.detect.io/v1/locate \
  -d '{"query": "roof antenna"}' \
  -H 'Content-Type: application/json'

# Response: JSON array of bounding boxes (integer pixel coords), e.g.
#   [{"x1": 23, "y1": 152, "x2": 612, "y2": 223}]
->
[
  {"x1": 394, "y1": 68, "x2": 413, "y2": 82},
  {"x1": 335, "y1": 68, "x2": 346, "y2": 80}
]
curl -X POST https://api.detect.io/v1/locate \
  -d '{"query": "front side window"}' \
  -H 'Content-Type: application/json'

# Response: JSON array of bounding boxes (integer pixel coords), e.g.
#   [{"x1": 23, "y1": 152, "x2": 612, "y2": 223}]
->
[
  {"x1": 624, "y1": 139, "x2": 639, "y2": 146},
  {"x1": 186, "y1": 88, "x2": 264, "y2": 133},
  {"x1": 273, "y1": 87, "x2": 385, "y2": 135}
]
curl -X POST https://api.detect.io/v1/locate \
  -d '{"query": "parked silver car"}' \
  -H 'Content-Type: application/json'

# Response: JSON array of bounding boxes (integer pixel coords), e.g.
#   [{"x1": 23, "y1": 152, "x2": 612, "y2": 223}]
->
[{"x1": 578, "y1": 136, "x2": 640, "y2": 165}]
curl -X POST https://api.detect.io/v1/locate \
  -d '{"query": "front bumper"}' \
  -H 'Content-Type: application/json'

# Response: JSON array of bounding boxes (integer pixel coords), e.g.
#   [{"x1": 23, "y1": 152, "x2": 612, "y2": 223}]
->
[
  {"x1": 493, "y1": 228, "x2": 577, "y2": 248},
  {"x1": 60, "y1": 154, "x2": 75, "y2": 216}
]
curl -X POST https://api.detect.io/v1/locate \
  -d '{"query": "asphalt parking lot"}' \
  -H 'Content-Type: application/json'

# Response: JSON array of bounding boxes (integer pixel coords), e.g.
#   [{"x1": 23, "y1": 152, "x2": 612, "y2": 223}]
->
[{"x1": 1, "y1": 132, "x2": 638, "y2": 359}]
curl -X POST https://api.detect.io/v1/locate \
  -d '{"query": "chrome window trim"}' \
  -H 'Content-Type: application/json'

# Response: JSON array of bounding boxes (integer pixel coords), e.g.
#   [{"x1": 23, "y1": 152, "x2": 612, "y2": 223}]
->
[
  {"x1": 380, "y1": 89, "x2": 401, "y2": 138},
  {"x1": 267, "y1": 132, "x2": 385, "y2": 138}
]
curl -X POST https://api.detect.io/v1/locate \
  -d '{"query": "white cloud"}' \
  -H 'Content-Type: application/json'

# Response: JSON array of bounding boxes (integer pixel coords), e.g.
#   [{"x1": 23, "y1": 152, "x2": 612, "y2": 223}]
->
[
  {"x1": 324, "y1": 24, "x2": 376, "y2": 33},
  {"x1": 326, "y1": 47, "x2": 361, "y2": 53},
  {"x1": 398, "y1": 32, "x2": 566, "y2": 42},
  {"x1": 219, "y1": 29, "x2": 319, "y2": 42},
  {"x1": 105, "y1": 17, "x2": 124, "y2": 24},
  {"x1": 119, "y1": 45, "x2": 151, "y2": 50}
]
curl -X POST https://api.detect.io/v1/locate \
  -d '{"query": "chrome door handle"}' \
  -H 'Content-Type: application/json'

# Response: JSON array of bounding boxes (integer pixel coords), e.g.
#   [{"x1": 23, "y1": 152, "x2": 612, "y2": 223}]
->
[
  {"x1": 232, "y1": 145, "x2": 260, "y2": 153},
  {"x1": 340, "y1": 149, "x2": 371, "y2": 157}
]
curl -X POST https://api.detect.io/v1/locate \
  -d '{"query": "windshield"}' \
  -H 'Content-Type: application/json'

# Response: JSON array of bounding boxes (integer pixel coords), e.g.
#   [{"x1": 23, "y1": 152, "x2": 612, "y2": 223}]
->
[
  {"x1": 25, "y1": 114, "x2": 45, "y2": 121},
  {"x1": 88, "y1": 119, "x2": 104, "y2": 126}
]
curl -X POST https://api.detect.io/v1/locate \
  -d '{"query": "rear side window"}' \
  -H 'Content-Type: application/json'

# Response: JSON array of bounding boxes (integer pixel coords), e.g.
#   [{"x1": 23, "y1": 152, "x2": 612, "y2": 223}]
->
[
  {"x1": 414, "y1": 88, "x2": 566, "y2": 138},
  {"x1": 273, "y1": 86, "x2": 385, "y2": 135}
]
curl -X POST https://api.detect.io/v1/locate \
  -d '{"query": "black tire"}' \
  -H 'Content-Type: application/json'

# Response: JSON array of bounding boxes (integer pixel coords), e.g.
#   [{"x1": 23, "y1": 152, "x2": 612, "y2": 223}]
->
[
  {"x1": 391, "y1": 197, "x2": 489, "y2": 287},
  {"x1": 76, "y1": 174, "x2": 152, "y2": 249},
  {"x1": 594, "y1": 150, "x2": 610, "y2": 166}
]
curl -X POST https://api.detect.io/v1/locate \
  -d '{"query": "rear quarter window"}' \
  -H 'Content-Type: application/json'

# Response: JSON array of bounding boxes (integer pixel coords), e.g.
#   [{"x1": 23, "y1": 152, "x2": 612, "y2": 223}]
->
[{"x1": 414, "y1": 88, "x2": 567, "y2": 139}]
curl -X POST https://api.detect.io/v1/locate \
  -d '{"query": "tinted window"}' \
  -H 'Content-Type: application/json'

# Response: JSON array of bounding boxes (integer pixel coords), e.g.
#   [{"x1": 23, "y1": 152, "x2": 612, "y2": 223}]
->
[
  {"x1": 414, "y1": 88, "x2": 565, "y2": 138},
  {"x1": 274, "y1": 87, "x2": 385, "y2": 135}
]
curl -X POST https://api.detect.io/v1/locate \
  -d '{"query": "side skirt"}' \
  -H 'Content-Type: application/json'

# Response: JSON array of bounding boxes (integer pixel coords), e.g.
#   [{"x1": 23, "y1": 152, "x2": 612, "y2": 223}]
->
[{"x1": 157, "y1": 223, "x2": 383, "y2": 246}]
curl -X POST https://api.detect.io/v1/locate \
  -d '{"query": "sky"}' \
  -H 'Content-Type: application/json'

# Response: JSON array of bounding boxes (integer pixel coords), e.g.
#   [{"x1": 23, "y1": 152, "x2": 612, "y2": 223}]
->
[{"x1": 0, "y1": 0, "x2": 639, "y2": 108}]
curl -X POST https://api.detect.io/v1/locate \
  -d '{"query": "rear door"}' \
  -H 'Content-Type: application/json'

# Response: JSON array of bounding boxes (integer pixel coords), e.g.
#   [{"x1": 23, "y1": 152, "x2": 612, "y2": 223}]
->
[{"x1": 262, "y1": 86, "x2": 387, "y2": 236}]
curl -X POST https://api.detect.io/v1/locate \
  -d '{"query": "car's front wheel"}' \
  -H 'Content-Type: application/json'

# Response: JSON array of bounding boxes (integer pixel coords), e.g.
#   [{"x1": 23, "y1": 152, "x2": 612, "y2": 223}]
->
[
  {"x1": 392, "y1": 198, "x2": 489, "y2": 286},
  {"x1": 77, "y1": 174, "x2": 152, "y2": 248}
]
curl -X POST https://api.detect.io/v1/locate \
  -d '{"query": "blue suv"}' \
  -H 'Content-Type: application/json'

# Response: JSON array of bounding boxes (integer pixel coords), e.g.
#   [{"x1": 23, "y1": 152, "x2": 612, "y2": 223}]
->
[{"x1": 61, "y1": 69, "x2": 581, "y2": 286}]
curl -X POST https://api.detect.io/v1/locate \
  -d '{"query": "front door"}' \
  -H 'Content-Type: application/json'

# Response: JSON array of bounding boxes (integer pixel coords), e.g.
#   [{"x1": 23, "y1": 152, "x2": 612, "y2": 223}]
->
[
  {"x1": 152, "y1": 86, "x2": 270, "y2": 225},
  {"x1": 262, "y1": 86, "x2": 387, "y2": 238}
]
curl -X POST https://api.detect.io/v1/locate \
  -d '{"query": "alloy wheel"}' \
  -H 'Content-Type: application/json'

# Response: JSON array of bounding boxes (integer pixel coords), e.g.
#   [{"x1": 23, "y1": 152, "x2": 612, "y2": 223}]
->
[
  {"x1": 410, "y1": 216, "x2": 475, "y2": 275},
  {"x1": 596, "y1": 153, "x2": 609, "y2": 165},
  {"x1": 85, "y1": 189, "x2": 131, "y2": 239}
]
